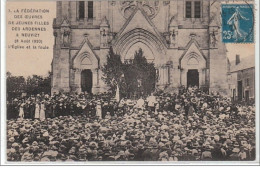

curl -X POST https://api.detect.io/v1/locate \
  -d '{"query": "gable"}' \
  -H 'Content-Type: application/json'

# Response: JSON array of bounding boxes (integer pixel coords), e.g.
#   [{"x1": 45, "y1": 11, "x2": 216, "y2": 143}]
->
[
  {"x1": 72, "y1": 38, "x2": 99, "y2": 69},
  {"x1": 121, "y1": 9, "x2": 156, "y2": 36},
  {"x1": 114, "y1": 7, "x2": 166, "y2": 47},
  {"x1": 179, "y1": 40, "x2": 206, "y2": 63},
  {"x1": 61, "y1": 18, "x2": 70, "y2": 27},
  {"x1": 179, "y1": 40, "x2": 207, "y2": 69},
  {"x1": 81, "y1": 57, "x2": 92, "y2": 65}
]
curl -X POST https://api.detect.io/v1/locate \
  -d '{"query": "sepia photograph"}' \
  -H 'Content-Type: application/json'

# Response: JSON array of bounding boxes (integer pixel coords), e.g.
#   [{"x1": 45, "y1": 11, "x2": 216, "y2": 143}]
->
[{"x1": 2, "y1": 0, "x2": 258, "y2": 165}]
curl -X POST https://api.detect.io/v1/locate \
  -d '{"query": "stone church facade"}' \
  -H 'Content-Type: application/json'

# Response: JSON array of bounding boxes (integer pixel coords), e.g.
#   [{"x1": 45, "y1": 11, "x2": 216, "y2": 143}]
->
[{"x1": 51, "y1": 0, "x2": 229, "y2": 95}]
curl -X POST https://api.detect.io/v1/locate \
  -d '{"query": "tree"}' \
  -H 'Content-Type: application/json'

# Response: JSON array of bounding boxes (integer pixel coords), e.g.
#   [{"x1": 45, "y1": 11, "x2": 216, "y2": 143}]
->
[
  {"x1": 101, "y1": 47, "x2": 124, "y2": 95},
  {"x1": 124, "y1": 48, "x2": 156, "y2": 98},
  {"x1": 6, "y1": 71, "x2": 51, "y2": 100},
  {"x1": 25, "y1": 72, "x2": 51, "y2": 96},
  {"x1": 6, "y1": 72, "x2": 26, "y2": 100},
  {"x1": 102, "y1": 47, "x2": 156, "y2": 99}
]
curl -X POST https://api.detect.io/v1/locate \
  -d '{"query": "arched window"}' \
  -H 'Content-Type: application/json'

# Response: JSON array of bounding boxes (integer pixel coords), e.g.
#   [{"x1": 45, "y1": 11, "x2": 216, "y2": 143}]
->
[
  {"x1": 185, "y1": 1, "x2": 201, "y2": 18},
  {"x1": 186, "y1": 1, "x2": 192, "y2": 18},
  {"x1": 79, "y1": 1, "x2": 85, "y2": 20},
  {"x1": 88, "y1": 1, "x2": 94, "y2": 19},
  {"x1": 194, "y1": 1, "x2": 201, "y2": 18}
]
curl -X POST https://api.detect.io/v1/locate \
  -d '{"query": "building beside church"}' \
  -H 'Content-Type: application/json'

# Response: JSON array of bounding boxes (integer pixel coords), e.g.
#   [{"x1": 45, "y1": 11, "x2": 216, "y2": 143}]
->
[
  {"x1": 51, "y1": 0, "x2": 229, "y2": 95},
  {"x1": 228, "y1": 55, "x2": 255, "y2": 102}
]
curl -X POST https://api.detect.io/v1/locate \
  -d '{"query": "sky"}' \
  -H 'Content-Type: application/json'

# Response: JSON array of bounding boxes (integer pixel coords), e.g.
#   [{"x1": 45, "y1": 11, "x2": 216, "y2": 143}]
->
[
  {"x1": 226, "y1": 44, "x2": 255, "y2": 62},
  {"x1": 5, "y1": 1, "x2": 255, "y2": 77}
]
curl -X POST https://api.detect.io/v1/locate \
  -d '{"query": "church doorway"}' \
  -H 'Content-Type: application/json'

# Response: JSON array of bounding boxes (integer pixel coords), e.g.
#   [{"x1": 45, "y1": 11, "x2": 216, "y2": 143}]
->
[
  {"x1": 81, "y1": 69, "x2": 93, "y2": 93},
  {"x1": 187, "y1": 69, "x2": 199, "y2": 88}
]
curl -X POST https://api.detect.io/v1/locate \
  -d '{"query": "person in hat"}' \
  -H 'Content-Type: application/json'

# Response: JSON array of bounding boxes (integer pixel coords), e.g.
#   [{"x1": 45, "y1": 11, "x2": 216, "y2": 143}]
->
[
  {"x1": 96, "y1": 100, "x2": 102, "y2": 119},
  {"x1": 18, "y1": 102, "x2": 25, "y2": 119},
  {"x1": 229, "y1": 148, "x2": 240, "y2": 160},
  {"x1": 115, "y1": 151, "x2": 126, "y2": 161},
  {"x1": 238, "y1": 147, "x2": 247, "y2": 160},
  {"x1": 88, "y1": 102, "x2": 96, "y2": 117},
  {"x1": 45, "y1": 101, "x2": 53, "y2": 119},
  {"x1": 169, "y1": 151, "x2": 178, "y2": 161},
  {"x1": 147, "y1": 93, "x2": 156, "y2": 112},
  {"x1": 135, "y1": 96, "x2": 145, "y2": 110},
  {"x1": 6, "y1": 101, "x2": 12, "y2": 120},
  {"x1": 23, "y1": 102, "x2": 31, "y2": 119},
  {"x1": 142, "y1": 141, "x2": 159, "y2": 161},
  {"x1": 102, "y1": 101, "x2": 109, "y2": 119},
  {"x1": 28, "y1": 101, "x2": 36, "y2": 120},
  {"x1": 211, "y1": 143, "x2": 226, "y2": 161},
  {"x1": 201, "y1": 146, "x2": 212, "y2": 161}
]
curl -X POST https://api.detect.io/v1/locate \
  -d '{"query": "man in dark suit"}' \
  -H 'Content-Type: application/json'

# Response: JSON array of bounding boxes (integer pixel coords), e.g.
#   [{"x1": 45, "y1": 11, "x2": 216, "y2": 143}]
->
[
  {"x1": 142, "y1": 142, "x2": 159, "y2": 161},
  {"x1": 29, "y1": 102, "x2": 36, "y2": 119},
  {"x1": 24, "y1": 102, "x2": 30, "y2": 119}
]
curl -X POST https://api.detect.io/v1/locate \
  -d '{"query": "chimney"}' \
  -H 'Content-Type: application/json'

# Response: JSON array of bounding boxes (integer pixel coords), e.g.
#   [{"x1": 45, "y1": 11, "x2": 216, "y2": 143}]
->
[{"x1": 236, "y1": 54, "x2": 240, "y2": 65}]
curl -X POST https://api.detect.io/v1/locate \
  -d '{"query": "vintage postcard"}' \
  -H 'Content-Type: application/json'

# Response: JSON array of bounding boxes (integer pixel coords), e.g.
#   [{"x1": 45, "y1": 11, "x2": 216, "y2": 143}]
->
[{"x1": 1, "y1": 0, "x2": 259, "y2": 165}]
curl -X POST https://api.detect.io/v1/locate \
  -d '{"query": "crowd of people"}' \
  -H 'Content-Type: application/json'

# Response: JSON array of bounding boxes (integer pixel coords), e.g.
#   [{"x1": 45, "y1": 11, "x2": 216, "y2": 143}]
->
[{"x1": 7, "y1": 87, "x2": 255, "y2": 161}]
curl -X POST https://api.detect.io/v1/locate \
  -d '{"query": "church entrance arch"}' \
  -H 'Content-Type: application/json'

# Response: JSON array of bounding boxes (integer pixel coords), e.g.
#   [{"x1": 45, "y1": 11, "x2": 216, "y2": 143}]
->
[
  {"x1": 113, "y1": 28, "x2": 166, "y2": 65},
  {"x1": 72, "y1": 47, "x2": 99, "y2": 93},
  {"x1": 113, "y1": 28, "x2": 169, "y2": 93},
  {"x1": 180, "y1": 51, "x2": 207, "y2": 88},
  {"x1": 124, "y1": 42, "x2": 155, "y2": 63},
  {"x1": 81, "y1": 69, "x2": 93, "y2": 93}
]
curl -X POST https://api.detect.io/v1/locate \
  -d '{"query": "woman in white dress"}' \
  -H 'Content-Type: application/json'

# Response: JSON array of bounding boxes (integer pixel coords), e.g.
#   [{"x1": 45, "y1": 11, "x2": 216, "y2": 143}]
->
[
  {"x1": 39, "y1": 101, "x2": 46, "y2": 121},
  {"x1": 115, "y1": 84, "x2": 120, "y2": 102},
  {"x1": 18, "y1": 102, "x2": 25, "y2": 119},
  {"x1": 35, "y1": 101, "x2": 40, "y2": 119},
  {"x1": 155, "y1": 102, "x2": 159, "y2": 114},
  {"x1": 135, "y1": 96, "x2": 145, "y2": 110},
  {"x1": 96, "y1": 101, "x2": 102, "y2": 119}
]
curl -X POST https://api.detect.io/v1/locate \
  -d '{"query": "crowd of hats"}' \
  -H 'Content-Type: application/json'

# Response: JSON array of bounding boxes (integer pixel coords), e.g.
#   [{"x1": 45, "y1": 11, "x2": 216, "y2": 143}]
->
[
  {"x1": 7, "y1": 92, "x2": 116, "y2": 120},
  {"x1": 7, "y1": 88, "x2": 255, "y2": 161}
]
